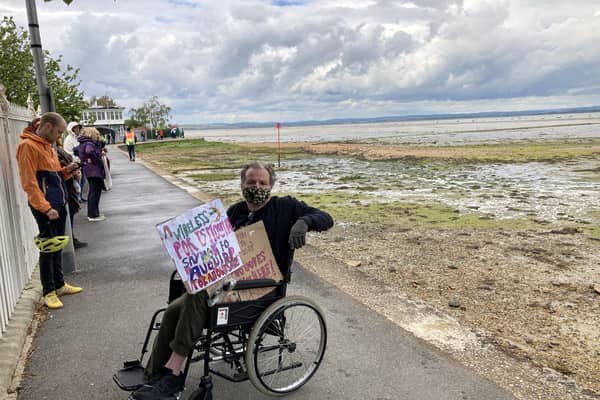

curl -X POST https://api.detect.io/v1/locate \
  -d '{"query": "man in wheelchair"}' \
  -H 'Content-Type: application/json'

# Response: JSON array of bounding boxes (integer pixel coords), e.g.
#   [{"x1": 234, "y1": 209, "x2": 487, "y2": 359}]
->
[{"x1": 128, "y1": 162, "x2": 334, "y2": 400}]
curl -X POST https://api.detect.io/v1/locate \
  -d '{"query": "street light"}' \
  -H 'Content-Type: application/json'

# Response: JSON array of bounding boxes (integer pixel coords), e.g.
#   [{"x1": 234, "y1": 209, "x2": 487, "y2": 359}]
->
[{"x1": 25, "y1": 0, "x2": 54, "y2": 113}]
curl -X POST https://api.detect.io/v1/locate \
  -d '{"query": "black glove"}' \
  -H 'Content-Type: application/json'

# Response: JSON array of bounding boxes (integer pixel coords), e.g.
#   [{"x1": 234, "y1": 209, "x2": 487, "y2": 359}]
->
[{"x1": 288, "y1": 219, "x2": 308, "y2": 250}]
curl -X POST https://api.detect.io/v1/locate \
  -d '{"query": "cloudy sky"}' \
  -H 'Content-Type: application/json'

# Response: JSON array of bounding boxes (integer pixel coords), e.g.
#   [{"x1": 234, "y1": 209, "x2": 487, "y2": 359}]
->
[{"x1": 3, "y1": 0, "x2": 600, "y2": 123}]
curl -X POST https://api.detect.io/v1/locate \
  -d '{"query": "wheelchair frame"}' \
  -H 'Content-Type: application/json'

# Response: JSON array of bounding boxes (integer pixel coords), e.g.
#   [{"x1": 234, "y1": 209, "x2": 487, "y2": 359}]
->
[{"x1": 114, "y1": 271, "x2": 327, "y2": 399}]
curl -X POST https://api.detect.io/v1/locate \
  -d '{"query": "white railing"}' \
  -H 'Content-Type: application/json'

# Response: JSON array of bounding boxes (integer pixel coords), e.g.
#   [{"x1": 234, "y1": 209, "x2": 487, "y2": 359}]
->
[{"x1": 0, "y1": 88, "x2": 39, "y2": 338}]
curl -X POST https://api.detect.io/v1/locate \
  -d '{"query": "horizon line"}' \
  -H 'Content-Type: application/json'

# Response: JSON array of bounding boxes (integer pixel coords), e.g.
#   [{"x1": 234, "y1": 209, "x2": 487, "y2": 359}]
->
[{"x1": 180, "y1": 105, "x2": 600, "y2": 129}]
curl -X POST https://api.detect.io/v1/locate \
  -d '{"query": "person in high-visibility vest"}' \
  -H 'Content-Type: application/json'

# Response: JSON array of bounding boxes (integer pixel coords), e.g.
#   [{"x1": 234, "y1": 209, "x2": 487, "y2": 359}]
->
[{"x1": 124, "y1": 127, "x2": 137, "y2": 161}]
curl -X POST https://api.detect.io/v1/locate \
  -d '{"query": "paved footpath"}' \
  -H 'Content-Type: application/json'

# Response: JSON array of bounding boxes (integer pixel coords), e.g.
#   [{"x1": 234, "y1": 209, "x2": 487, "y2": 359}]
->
[{"x1": 19, "y1": 148, "x2": 515, "y2": 400}]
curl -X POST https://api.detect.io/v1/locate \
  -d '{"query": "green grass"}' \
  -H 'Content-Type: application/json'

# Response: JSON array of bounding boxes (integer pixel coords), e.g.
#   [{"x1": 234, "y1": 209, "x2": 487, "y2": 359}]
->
[
  {"x1": 135, "y1": 138, "x2": 600, "y2": 238},
  {"x1": 287, "y1": 192, "x2": 541, "y2": 230},
  {"x1": 423, "y1": 140, "x2": 600, "y2": 163},
  {"x1": 583, "y1": 210, "x2": 600, "y2": 240},
  {"x1": 187, "y1": 172, "x2": 238, "y2": 182},
  {"x1": 135, "y1": 139, "x2": 315, "y2": 175},
  {"x1": 338, "y1": 174, "x2": 364, "y2": 183}
]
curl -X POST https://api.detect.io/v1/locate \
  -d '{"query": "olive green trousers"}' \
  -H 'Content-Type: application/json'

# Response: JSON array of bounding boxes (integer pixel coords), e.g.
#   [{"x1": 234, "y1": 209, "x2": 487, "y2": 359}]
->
[{"x1": 144, "y1": 291, "x2": 209, "y2": 381}]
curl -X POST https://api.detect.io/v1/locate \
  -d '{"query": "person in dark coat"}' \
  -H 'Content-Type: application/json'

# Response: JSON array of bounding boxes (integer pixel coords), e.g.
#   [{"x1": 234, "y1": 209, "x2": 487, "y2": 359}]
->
[
  {"x1": 78, "y1": 127, "x2": 106, "y2": 221},
  {"x1": 56, "y1": 135, "x2": 87, "y2": 248}
]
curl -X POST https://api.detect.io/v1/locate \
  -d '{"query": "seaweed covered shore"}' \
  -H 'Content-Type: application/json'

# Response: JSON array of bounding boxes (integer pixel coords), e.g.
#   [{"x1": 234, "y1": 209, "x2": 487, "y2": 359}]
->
[{"x1": 133, "y1": 137, "x2": 600, "y2": 399}]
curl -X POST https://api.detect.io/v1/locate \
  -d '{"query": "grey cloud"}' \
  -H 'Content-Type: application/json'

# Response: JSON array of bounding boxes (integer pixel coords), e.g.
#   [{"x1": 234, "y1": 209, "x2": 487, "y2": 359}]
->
[
  {"x1": 170, "y1": 0, "x2": 599, "y2": 118},
  {"x1": 5, "y1": 0, "x2": 599, "y2": 122}
]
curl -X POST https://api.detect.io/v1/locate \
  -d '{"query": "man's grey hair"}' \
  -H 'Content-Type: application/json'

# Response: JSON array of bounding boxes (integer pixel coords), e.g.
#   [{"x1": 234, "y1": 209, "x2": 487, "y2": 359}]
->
[
  {"x1": 240, "y1": 162, "x2": 276, "y2": 186},
  {"x1": 40, "y1": 112, "x2": 65, "y2": 128}
]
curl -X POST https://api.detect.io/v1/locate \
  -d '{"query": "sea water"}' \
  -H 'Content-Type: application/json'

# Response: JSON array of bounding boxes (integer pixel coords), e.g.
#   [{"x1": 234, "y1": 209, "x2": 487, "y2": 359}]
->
[{"x1": 185, "y1": 112, "x2": 600, "y2": 145}]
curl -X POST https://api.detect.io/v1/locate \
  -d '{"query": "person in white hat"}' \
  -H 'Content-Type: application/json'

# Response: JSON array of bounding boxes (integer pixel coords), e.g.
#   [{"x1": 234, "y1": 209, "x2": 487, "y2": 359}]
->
[
  {"x1": 64, "y1": 121, "x2": 87, "y2": 202},
  {"x1": 64, "y1": 121, "x2": 83, "y2": 162}
]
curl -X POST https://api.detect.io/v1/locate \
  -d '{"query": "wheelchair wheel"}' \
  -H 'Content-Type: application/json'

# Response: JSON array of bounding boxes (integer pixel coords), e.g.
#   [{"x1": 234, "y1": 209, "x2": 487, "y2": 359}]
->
[{"x1": 246, "y1": 295, "x2": 327, "y2": 396}]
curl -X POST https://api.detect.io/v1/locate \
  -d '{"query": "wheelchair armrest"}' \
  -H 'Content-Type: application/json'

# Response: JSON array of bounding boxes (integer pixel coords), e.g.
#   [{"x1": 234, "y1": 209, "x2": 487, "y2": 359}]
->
[{"x1": 223, "y1": 279, "x2": 282, "y2": 291}]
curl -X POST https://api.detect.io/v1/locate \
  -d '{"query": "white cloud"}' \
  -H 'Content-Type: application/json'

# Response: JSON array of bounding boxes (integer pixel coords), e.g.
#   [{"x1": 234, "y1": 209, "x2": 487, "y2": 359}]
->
[{"x1": 1, "y1": 0, "x2": 599, "y2": 123}]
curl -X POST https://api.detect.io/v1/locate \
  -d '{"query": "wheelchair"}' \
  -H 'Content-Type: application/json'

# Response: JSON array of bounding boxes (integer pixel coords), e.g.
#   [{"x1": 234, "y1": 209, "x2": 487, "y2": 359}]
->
[{"x1": 113, "y1": 271, "x2": 327, "y2": 399}]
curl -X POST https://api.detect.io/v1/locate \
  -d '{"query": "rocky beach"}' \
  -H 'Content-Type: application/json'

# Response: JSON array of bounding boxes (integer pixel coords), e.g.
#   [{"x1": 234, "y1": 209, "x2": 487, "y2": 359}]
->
[{"x1": 134, "y1": 122, "x2": 600, "y2": 399}]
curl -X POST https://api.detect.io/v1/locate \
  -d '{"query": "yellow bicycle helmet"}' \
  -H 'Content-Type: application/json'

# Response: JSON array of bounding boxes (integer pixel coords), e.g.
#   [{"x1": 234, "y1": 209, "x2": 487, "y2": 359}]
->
[{"x1": 35, "y1": 236, "x2": 69, "y2": 253}]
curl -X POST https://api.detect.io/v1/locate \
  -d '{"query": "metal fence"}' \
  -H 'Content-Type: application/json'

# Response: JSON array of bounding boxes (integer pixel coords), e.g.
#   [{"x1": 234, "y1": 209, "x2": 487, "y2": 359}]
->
[{"x1": 0, "y1": 89, "x2": 38, "y2": 338}]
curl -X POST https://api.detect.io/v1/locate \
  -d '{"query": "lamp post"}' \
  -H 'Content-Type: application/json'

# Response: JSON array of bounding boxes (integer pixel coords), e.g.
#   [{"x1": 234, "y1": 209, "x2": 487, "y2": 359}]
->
[
  {"x1": 25, "y1": 0, "x2": 76, "y2": 273},
  {"x1": 25, "y1": 0, "x2": 54, "y2": 113}
]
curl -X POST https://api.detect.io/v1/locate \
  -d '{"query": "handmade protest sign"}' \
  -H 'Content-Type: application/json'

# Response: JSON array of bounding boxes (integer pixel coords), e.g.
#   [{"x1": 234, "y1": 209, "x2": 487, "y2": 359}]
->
[
  {"x1": 156, "y1": 199, "x2": 243, "y2": 294},
  {"x1": 208, "y1": 221, "x2": 283, "y2": 304}
]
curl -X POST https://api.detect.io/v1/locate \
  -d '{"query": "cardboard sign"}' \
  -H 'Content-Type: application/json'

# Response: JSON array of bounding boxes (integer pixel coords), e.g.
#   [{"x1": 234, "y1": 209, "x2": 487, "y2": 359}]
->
[
  {"x1": 208, "y1": 221, "x2": 283, "y2": 304},
  {"x1": 156, "y1": 199, "x2": 243, "y2": 294}
]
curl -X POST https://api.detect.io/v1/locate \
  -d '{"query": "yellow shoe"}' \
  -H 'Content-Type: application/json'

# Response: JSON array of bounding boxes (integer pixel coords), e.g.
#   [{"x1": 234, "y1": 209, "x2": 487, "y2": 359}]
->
[
  {"x1": 44, "y1": 291, "x2": 63, "y2": 309},
  {"x1": 56, "y1": 282, "x2": 83, "y2": 296}
]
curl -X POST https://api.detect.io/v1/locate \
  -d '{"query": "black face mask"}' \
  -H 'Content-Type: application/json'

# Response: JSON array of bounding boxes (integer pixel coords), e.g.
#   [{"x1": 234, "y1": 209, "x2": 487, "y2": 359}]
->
[{"x1": 242, "y1": 187, "x2": 271, "y2": 206}]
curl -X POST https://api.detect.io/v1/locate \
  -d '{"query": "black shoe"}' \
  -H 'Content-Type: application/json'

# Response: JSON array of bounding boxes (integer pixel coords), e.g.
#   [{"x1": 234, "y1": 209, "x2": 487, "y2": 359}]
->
[
  {"x1": 73, "y1": 238, "x2": 88, "y2": 249},
  {"x1": 129, "y1": 371, "x2": 184, "y2": 400},
  {"x1": 146, "y1": 366, "x2": 172, "y2": 385}
]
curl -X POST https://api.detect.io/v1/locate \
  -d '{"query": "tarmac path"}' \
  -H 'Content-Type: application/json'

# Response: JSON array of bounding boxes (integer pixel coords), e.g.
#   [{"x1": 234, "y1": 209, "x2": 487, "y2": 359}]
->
[{"x1": 18, "y1": 148, "x2": 514, "y2": 400}]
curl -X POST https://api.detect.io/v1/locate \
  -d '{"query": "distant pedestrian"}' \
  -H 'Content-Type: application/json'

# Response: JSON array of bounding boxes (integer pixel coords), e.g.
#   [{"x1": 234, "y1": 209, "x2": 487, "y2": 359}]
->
[
  {"x1": 15, "y1": 112, "x2": 83, "y2": 309},
  {"x1": 78, "y1": 127, "x2": 106, "y2": 222},
  {"x1": 124, "y1": 126, "x2": 136, "y2": 161}
]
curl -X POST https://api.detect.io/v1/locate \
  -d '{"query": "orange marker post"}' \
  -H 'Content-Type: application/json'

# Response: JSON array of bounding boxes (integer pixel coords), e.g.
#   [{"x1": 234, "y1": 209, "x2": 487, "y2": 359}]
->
[{"x1": 276, "y1": 122, "x2": 281, "y2": 167}]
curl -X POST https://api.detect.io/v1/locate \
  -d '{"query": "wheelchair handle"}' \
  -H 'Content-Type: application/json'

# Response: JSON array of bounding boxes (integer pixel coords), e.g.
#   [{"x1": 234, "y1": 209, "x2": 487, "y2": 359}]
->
[{"x1": 224, "y1": 279, "x2": 282, "y2": 291}]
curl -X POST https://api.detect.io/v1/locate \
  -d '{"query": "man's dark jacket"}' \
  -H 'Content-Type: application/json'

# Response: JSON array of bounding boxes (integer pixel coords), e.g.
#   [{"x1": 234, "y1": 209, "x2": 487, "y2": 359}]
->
[{"x1": 227, "y1": 196, "x2": 333, "y2": 281}]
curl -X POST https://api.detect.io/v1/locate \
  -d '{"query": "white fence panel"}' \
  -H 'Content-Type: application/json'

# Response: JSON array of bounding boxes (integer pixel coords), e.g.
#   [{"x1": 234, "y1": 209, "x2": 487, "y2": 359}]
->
[{"x1": 0, "y1": 90, "x2": 38, "y2": 338}]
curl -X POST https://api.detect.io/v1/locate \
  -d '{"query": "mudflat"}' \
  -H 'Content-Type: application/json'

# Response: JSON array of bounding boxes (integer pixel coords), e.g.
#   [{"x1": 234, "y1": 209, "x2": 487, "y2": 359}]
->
[{"x1": 136, "y1": 137, "x2": 600, "y2": 399}]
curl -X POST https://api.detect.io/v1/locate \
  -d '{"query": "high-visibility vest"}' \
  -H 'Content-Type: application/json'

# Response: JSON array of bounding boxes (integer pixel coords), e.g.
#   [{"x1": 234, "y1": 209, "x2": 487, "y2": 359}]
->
[{"x1": 125, "y1": 131, "x2": 135, "y2": 145}]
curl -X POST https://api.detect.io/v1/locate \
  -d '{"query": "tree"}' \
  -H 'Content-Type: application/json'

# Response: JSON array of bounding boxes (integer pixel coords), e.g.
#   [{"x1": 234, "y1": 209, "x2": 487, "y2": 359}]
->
[
  {"x1": 45, "y1": 54, "x2": 87, "y2": 122},
  {"x1": 124, "y1": 118, "x2": 142, "y2": 129},
  {"x1": 89, "y1": 95, "x2": 117, "y2": 108},
  {"x1": 145, "y1": 96, "x2": 171, "y2": 132},
  {"x1": 130, "y1": 96, "x2": 171, "y2": 134},
  {"x1": 0, "y1": 16, "x2": 86, "y2": 121},
  {"x1": 0, "y1": 17, "x2": 36, "y2": 106},
  {"x1": 129, "y1": 106, "x2": 148, "y2": 127}
]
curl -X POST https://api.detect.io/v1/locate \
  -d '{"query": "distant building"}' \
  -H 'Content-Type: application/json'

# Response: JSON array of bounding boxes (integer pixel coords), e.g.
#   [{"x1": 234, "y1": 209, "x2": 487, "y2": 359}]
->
[{"x1": 81, "y1": 103, "x2": 126, "y2": 140}]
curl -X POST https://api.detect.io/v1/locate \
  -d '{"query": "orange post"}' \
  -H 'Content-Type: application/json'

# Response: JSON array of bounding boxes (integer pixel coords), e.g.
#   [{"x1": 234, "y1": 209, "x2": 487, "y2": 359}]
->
[{"x1": 276, "y1": 122, "x2": 281, "y2": 167}]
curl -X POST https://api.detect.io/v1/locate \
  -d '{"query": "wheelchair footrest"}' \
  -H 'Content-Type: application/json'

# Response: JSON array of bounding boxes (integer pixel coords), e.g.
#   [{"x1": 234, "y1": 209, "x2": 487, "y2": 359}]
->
[{"x1": 113, "y1": 360, "x2": 145, "y2": 391}]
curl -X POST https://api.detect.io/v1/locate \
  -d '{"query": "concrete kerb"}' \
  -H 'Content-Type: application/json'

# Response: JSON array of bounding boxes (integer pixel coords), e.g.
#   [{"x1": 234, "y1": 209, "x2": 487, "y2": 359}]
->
[{"x1": 0, "y1": 269, "x2": 42, "y2": 400}]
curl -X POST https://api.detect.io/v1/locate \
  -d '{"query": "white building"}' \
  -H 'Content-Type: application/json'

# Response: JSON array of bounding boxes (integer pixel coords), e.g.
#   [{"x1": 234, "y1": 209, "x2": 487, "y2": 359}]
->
[{"x1": 81, "y1": 103, "x2": 126, "y2": 140}]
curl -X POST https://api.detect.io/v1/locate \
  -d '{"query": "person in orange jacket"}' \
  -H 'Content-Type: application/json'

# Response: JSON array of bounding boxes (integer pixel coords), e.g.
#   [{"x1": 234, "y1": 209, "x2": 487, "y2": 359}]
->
[{"x1": 15, "y1": 112, "x2": 83, "y2": 309}]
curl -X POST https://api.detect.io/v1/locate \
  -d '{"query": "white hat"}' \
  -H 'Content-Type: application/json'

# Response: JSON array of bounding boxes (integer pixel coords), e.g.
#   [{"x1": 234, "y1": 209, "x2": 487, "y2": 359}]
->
[{"x1": 67, "y1": 121, "x2": 83, "y2": 135}]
